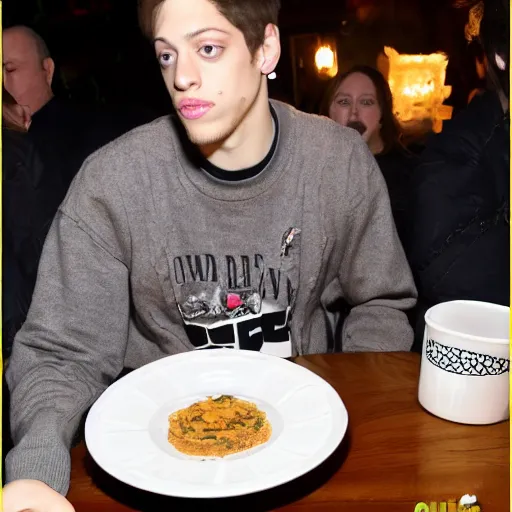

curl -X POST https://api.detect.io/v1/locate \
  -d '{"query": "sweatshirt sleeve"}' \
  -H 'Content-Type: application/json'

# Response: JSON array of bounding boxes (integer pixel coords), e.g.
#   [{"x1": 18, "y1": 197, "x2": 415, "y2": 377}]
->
[
  {"x1": 5, "y1": 152, "x2": 131, "y2": 495},
  {"x1": 338, "y1": 141, "x2": 417, "y2": 352}
]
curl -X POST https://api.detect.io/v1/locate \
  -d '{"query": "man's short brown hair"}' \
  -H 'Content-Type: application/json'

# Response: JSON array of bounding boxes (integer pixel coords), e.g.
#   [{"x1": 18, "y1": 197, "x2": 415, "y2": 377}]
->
[{"x1": 138, "y1": 0, "x2": 281, "y2": 54}]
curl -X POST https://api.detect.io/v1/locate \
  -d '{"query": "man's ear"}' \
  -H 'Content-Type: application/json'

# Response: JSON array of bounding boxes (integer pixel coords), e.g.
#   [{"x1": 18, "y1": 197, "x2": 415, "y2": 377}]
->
[
  {"x1": 43, "y1": 57, "x2": 55, "y2": 86},
  {"x1": 257, "y1": 24, "x2": 281, "y2": 75}
]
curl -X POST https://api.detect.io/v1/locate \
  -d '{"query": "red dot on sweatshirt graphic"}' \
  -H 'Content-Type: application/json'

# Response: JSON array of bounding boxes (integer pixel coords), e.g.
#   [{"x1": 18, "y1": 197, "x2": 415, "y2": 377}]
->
[{"x1": 227, "y1": 294, "x2": 243, "y2": 310}]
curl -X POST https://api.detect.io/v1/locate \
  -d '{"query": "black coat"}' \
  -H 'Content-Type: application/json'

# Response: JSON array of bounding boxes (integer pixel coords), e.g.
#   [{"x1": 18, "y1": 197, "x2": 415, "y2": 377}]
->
[
  {"x1": 30, "y1": 97, "x2": 122, "y2": 189},
  {"x1": 3, "y1": 128, "x2": 66, "y2": 356},
  {"x1": 375, "y1": 147, "x2": 419, "y2": 250},
  {"x1": 406, "y1": 91, "x2": 510, "y2": 351}
]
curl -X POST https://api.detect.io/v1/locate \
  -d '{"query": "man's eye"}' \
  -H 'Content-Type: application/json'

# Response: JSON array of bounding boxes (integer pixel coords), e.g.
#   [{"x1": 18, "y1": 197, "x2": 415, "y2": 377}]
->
[
  {"x1": 158, "y1": 52, "x2": 175, "y2": 68},
  {"x1": 199, "y1": 45, "x2": 222, "y2": 58}
]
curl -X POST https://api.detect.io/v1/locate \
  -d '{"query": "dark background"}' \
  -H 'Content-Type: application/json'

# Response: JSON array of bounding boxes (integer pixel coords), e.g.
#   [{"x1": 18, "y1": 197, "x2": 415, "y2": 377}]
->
[{"x1": 3, "y1": 0, "x2": 479, "y2": 119}]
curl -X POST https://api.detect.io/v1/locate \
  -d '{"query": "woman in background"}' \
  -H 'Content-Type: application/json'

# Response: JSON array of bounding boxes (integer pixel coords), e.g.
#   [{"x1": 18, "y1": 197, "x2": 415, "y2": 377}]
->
[
  {"x1": 324, "y1": 65, "x2": 418, "y2": 249},
  {"x1": 322, "y1": 66, "x2": 418, "y2": 348}
]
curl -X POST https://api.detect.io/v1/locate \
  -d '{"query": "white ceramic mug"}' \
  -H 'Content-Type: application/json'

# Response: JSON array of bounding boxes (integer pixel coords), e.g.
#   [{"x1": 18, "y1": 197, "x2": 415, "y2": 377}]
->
[{"x1": 418, "y1": 300, "x2": 510, "y2": 425}]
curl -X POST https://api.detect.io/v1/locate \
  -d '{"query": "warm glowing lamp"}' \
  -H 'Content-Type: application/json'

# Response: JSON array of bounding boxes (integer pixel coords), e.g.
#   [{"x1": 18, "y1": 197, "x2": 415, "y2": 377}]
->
[
  {"x1": 315, "y1": 44, "x2": 338, "y2": 78},
  {"x1": 384, "y1": 46, "x2": 452, "y2": 133}
]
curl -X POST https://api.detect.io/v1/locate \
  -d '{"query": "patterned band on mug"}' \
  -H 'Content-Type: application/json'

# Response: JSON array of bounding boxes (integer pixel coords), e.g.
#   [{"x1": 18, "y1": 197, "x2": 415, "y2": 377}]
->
[{"x1": 425, "y1": 339, "x2": 510, "y2": 376}]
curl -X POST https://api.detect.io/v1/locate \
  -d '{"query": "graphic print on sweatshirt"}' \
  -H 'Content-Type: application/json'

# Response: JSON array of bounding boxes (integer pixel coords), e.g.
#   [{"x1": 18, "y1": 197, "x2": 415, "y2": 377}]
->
[{"x1": 171, "y1": 228, "x2": 301, "y2": 358}]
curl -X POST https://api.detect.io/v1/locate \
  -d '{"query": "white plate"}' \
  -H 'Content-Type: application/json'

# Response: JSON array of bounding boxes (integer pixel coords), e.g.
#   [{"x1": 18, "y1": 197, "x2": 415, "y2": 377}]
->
[{"x1": 85, "y1": 349, "x2": 348, "y2": 498}]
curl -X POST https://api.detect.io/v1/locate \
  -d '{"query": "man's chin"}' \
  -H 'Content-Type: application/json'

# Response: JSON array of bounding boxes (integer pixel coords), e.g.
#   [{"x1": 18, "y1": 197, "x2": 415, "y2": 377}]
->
[
  {"x1": 186, "y1": 129, "x2": 224, "y2": 148},
  {"x1": 181, "y1": 119, "x2": 234, "y2": 148}
]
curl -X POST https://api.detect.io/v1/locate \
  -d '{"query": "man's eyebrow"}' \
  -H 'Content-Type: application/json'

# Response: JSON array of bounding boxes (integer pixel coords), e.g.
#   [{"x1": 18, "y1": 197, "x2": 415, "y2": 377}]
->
[
  {"x1": 153, "y1": 27, "x2": 230, "y2": 47},
  {"x1": 185, "y1": 27, "x2": 230, "y2": 39}
]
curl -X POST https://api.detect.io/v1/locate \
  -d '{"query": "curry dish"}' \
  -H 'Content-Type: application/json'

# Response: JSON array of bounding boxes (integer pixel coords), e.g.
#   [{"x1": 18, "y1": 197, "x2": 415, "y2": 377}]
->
[{"x1": 168, "y1": 395, "x2": 271, "y2": 457}]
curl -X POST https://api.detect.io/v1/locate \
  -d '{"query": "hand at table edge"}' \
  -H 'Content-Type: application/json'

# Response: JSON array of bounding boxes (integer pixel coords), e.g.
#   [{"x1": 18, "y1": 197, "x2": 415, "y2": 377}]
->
[{"x1": 3, "y1": 479, "x2": 76, "y2": 512}]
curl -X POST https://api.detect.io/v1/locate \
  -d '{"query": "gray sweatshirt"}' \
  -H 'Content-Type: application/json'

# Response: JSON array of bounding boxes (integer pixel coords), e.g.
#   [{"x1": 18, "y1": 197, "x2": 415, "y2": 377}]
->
[{"x1": 5, "y1": 101, "x2": 417, "y2": 494}]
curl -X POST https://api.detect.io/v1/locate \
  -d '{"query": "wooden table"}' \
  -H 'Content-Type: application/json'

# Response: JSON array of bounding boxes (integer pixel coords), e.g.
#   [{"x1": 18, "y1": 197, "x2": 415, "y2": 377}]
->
[{"x1": 67, "y1": 353, "x2": 510, "y2": 511}]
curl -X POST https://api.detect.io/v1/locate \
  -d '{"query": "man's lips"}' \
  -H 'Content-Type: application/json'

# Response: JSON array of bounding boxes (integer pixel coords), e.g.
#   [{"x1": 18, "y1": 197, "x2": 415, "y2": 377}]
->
[{"x1": 177, "y1": 99, "x2": 214, "y2": 120}]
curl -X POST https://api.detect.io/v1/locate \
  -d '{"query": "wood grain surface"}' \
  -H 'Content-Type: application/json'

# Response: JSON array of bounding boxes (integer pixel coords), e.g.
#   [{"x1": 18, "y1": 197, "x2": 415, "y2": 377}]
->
[{"x1": 67, "y1": 353, "x2": 510, "y2": 512}]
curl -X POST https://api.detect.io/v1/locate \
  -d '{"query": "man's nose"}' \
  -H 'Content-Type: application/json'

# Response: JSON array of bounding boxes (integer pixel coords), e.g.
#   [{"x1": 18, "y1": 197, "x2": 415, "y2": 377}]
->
[{"x1": 174, "y1": 56, "x2": 200, "y2": 91}]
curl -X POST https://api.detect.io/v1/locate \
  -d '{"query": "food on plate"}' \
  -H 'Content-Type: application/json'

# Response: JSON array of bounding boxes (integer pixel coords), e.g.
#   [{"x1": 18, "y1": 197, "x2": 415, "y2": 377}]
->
[{"x1": 168, "y1": 395, "x2": 271, "y2": 457}]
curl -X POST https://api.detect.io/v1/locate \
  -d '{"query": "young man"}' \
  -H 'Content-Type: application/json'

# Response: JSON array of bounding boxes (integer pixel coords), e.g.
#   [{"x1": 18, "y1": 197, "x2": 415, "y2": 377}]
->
[{"x1": 3, "y1": 0, "x2": 416, "y2": 509}]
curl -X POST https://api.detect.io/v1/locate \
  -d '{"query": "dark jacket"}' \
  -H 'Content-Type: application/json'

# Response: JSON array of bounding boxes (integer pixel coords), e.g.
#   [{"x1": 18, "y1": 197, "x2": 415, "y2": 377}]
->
[
  {"x1": 375, "y1": 146, "x2": 419, "y2": 250},
  {"x1": 3, "y1": 128, "x2": 66, "y2": 357},
  {"x1": 406, "y1": 91, "x2": 510, "y2": 351},
  {"x1": 30, "y1": 97, "x2": 159, "y2": 190},
  {"x1": 30, "y1": 97, "x2": 118, "y2": 189}
]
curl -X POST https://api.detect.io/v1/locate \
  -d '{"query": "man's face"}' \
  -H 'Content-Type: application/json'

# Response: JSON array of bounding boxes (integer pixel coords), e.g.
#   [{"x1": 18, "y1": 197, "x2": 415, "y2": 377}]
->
[
  {"x1": 3, "y1": 29, "x2": 51, "y2": 113},
  {"x1": 153, "y1": 0, "x2": 265, "y2": 147}
]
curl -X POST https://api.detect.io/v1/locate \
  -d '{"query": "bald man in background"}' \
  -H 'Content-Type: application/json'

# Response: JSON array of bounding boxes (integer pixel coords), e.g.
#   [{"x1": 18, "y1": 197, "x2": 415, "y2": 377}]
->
[
  {"x1": 3, "y1": 25, "x2": 151, "y2": 189},
  {"x1": 4, "y1": 26, "x2": 101, "y2": 188},
  {"x1": 3, "y1": 26, "x2": 55, "y2": 114}
]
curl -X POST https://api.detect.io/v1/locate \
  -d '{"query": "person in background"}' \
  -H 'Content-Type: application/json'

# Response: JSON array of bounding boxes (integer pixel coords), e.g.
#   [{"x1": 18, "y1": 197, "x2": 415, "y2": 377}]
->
[
  {"x1": 3, "y1": 25, "x2": 84, "y2": 189},
  {"x1": 324, "y1": 65, "x2": 419, "y2": 249},
  {"x1": 3, "y1": 25, "x2": 152, "y2": 190},
  {"x1": 2, "y1": 91, "x2": 34, "y2": 362},
  {"x1": 2, "y1": 87, "x2": 66, "y2": 358},
  {"x1": 406, "y1": 0, "x2": 509, "y2": 352}
]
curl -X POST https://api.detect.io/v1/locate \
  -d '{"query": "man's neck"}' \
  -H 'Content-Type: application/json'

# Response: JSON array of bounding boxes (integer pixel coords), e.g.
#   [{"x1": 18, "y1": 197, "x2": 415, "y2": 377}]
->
[
  {"x1": 31, "y1": 91, "x2": 54, "y2": 115},
  {"x1": 199, "y1": 91, "x2": 274, "y2": 171}
]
